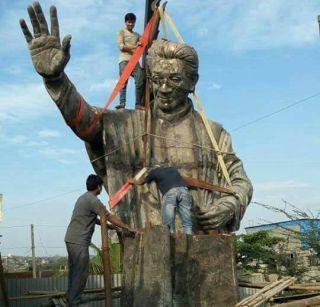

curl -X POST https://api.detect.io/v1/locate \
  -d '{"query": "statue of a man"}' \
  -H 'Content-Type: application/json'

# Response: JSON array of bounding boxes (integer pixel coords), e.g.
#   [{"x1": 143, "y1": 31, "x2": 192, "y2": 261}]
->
[{"x1": 20, "y1": 3, "x2": 253, "y2": 233}]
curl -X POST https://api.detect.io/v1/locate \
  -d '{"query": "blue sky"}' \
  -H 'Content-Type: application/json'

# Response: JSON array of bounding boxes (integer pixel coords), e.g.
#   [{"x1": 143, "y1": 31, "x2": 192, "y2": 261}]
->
[{"x1": 0, "y1": 0, "x2": 320, "y2": 257}]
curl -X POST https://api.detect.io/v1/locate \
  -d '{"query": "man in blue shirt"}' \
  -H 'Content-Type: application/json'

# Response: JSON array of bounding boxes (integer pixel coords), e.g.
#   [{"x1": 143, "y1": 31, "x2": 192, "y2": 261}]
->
[{"x1": 131, "y1": 167, "x2": 193, "y2": 235}]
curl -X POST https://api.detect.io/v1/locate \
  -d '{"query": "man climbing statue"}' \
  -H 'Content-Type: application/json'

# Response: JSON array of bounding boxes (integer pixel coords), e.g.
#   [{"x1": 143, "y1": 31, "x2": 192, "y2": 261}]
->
[
  {"x1": 130, "y1": 166, "x2": 194, "y2": 235},
  {"x1": 19, "y1": 2, "x2": 253, "y2": 234}
]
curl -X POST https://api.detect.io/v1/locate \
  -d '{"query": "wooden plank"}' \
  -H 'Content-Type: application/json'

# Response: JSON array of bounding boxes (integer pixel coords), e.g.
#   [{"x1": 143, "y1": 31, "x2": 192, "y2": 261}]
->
[
  {"x1": 239, "y1": 281, "x2": 320, "y2": 292},
  {"x1": 273, "y1": 294, "x2": 320, "y2": 307},
  {"x1": 237, "y1": 277, "x2": 296, "y2": 307},
  {"x1": 236, "y1": 277, "x2": 290, "y2": 306}
]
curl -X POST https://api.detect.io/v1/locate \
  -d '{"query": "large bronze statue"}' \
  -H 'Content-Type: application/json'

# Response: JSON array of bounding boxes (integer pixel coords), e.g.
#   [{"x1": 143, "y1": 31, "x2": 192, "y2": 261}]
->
[{"x1": 19, "y1": 2, "x2": 252, "y2": 234}]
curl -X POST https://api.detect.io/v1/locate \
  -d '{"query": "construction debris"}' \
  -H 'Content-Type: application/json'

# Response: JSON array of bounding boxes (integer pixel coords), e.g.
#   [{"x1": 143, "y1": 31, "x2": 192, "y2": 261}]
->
[
  {"x1": 273, "y1": 294, "x2": 320, "y2": 307},
  {"x1": 239, "y1": 280, "x2": 320, "y2": 292},
  {"x1": 237, "y1": 276, "x2": 296, "y2": 307}
]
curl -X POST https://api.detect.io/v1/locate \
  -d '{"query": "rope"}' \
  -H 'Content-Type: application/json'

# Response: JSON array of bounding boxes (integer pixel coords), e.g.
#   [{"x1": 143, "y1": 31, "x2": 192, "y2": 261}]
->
[
  {"x1": 158, "y1": 6, "x2": 168, "y2": 39},
  {"x1": 90, "y1": 132, "x2": 235, "y2": 164},
  {"x1": 162, "y1": 10, "x2": 233, "y2": 187}
]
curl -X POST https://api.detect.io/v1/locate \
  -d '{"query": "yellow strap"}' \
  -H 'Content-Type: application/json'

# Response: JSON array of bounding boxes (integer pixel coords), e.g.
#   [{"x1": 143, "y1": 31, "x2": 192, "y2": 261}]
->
[
  {"x1": 163, "y1": 11, "x2": 233, "y2": 187},
  {"x1": 163, "y1": 11, "x2": 185, "y2": 43},
  {"x1": 158, "y1": 6, "x2": 168, "y2": 40}
]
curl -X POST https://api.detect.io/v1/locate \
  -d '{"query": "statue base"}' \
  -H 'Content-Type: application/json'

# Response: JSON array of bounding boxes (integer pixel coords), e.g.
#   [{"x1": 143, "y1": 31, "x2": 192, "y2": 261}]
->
[{"x1": 121, "y1": 225, "x2": 238, "y2": 307}]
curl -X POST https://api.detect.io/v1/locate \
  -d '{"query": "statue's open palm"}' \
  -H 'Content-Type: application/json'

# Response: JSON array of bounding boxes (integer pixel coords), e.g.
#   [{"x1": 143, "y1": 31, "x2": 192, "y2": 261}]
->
[{"x1": 19, "y1": 2, "x2": 71, "y2": 79}]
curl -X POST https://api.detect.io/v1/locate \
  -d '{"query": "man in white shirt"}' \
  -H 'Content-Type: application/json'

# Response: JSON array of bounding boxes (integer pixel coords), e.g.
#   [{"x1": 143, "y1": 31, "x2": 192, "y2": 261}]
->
[{"x1": 116, "y1": 13, "x2": 144, "y2": 110}]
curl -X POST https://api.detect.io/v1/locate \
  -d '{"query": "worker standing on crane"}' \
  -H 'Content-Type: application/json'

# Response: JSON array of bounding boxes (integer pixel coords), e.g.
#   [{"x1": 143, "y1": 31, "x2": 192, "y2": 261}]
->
[{"x1": 115, "y1": 13, "x2": 144, "y2": 110}]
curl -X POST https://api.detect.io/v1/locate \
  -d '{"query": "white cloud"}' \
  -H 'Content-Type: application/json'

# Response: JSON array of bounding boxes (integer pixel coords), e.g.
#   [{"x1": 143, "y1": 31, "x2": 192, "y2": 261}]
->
[
  {"x1": 197, "y1": 26, "x2": 209, "y2": 38},
  {"x1": 0, "y1": 82, "x2": 54, "y2": 122},
  {"x1": 309, "y1": 137, "x2": 320, "y2": 145},
  {"x1": 209, "y1": 82, "x2": 222, "y2": 90},
  {"x1": 169, "y1": 0, "x2": 320, "y2": 51},
  {"x1": 7, "y1": 134, "x2": 27, "y2": 144},
  {"x1": 26, "y1": 140, "x2": 49, "y2": 147},
  {"x1": 255, "y1": 180, "x2": 309, "y2": 192},
  {"x1": 38, "y1": 129, "x2": 61, "y2": 138},
  {"x1": 89, "y1": 78, "x2": 118, "y2": 92},
  {"x1": 57, "y1": 159, "x2": 77, "y2": 165},
  {"x1": 227, "y1": 1, "x2": 319, "y2": 50},
  {"x1": 0, "y1": 133, "x2": 48, "y2": 147},
  {"x1": 39, "y1": 147, "x2": 77, "y2": 157}
]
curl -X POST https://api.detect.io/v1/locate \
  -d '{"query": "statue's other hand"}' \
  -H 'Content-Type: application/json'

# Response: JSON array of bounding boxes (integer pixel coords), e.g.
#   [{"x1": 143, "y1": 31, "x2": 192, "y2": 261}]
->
[
  {"x1": 197, "y1": 203, "x2": 235, "y2": 230},
  {"x1": 19, "y1": 2, "x2": 71, "y2": 79}
]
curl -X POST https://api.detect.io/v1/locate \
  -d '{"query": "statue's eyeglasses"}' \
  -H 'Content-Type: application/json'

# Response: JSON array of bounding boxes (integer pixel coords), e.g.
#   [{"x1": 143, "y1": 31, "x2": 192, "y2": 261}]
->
[{"x1": 150, "y1": 75, "x2": 183, "y2": 87}]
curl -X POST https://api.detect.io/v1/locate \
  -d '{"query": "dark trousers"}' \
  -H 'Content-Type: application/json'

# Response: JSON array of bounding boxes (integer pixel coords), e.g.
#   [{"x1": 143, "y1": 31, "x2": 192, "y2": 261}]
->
[
  {"x1": 119, "y1": 61, "x2": 144, "y2": 106},
  {"x1": 66, "y1": 242, "x2": 89, "y2": 306}
]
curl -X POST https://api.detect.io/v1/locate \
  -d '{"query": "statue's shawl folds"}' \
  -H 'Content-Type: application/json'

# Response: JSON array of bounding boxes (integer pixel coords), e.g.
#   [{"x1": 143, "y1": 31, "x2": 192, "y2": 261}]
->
[{"x1": 85, "y1": 108, "x2": 252, "y2": 232}]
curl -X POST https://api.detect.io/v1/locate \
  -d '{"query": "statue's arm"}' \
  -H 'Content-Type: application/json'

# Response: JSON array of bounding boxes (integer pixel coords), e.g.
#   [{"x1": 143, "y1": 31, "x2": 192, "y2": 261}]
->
[
  {"x1": 219, "y1": 130, "x2": 253, "y2": 230},
  {"x1": 44, "y1": 73, "x2": 102, "y2": 142},
  {"x1": 197, "y1": 129, "x2": 253, "y2": 232},
  {"x1": 19, "y1": 2, "x2": 102, "y2": 142}
]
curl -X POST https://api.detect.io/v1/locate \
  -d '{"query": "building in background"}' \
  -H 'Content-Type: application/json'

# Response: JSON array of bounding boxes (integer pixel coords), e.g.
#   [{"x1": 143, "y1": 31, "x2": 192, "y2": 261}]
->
[{"x1": 245, "y1": 219, "x2": 320, "y2": 282}]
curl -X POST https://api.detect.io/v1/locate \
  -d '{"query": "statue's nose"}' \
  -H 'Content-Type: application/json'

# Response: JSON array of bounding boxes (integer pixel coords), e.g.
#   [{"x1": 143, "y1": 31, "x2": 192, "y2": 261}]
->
[{"x1": 159, "y1": 80, "x2": 172, "y2": 93}]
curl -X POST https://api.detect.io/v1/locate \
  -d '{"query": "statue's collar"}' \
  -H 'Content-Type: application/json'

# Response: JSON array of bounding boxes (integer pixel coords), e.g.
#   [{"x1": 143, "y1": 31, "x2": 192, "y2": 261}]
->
[{"x1": 154, "y1": 98, "x2": 193, "y2": 122}]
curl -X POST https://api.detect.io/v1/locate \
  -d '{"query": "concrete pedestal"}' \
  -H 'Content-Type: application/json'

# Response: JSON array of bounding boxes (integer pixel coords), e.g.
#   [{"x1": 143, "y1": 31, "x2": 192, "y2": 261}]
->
[{"x1": 121, "y1": 225, "x2": 238, "y2": 307}]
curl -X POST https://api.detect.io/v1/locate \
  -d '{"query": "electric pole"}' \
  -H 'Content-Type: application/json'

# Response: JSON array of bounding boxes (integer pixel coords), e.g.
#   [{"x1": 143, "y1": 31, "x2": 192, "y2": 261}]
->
[{"x1": 31, "y1": 224, "x2": 36, "y2": 278}]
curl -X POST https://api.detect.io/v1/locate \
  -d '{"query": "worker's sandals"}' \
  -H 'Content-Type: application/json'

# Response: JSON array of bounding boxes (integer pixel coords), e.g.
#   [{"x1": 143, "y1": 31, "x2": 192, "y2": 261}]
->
[{"x1": 115, "y1": 103, "x2": 125, "y2": 109}]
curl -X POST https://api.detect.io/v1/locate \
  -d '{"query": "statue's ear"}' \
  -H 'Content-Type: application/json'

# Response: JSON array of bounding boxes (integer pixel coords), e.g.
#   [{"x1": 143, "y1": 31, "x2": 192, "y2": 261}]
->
[
  {"x1": 193, "y1": 73, "x2": 199, "y2": 85},
  {"x1": 189, "y1": 73, "x2": 199, "y2": 92}
]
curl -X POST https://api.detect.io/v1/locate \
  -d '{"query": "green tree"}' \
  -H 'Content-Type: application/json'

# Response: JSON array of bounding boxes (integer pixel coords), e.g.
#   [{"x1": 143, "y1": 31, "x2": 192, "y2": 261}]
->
[
  {"x1": 236, "y1": 230, "x2": 283, "y2": 273},
  {"x1": 89, "y1": 242, "x2": 121, "y2": 274}
]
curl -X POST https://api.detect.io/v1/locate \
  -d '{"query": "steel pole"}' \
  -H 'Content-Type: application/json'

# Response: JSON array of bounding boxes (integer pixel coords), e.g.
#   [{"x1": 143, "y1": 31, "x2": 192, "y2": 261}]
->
[{"x1": 31, "y1": 224, "x2": 36, "y2": 278}]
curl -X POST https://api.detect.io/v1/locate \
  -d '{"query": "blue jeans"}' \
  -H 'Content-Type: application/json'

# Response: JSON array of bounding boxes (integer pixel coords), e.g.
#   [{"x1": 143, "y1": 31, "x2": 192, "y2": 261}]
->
[
  {"x1": 119, "y1": 61, "x2": 144, "y2": 106},
  {"x1": 162, "y1": 187, "x2": 193, "y2": 235}
]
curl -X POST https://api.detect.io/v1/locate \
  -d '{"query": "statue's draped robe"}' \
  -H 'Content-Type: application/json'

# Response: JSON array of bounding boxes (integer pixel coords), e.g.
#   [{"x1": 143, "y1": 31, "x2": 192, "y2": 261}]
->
[{"x1": 45, "y1": 74, "x2": 252, "y2": 233}]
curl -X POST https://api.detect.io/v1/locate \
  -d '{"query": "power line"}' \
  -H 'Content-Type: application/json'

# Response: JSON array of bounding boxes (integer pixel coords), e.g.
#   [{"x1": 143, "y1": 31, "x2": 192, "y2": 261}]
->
[
  {"x1": 4, "y1": 188, "x2": 83, "y2": 211},
  {"x1": 0, "y1": 224, "x2": 67, "y2": 229},
  {"x1": 0, "y1": 225, "x2": 29, "y2": 228},
  {"x1": 230, "y1": 91, "x2": 320, "y2": 132},
  {"x1": 2, "y1": 91, "x2": 319, "y2": 216}
]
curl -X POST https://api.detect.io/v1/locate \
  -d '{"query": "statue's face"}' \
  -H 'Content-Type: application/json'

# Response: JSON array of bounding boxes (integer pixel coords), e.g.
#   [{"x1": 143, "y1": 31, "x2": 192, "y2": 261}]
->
[{"x1": 151, "y1": 59, "x2": 196, "y2": 113}]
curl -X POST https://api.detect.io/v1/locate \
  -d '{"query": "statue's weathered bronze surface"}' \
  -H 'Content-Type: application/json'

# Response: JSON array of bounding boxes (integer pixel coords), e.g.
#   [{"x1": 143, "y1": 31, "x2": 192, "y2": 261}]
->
[{"x1": 20, "y1": 3, "x2": 253, "y2": 233}]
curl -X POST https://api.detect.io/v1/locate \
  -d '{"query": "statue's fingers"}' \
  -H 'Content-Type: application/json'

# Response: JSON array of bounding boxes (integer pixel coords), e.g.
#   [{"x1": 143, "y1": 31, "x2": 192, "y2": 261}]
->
[
  {"x1": 27, "y1": 5, "x2": 40, "y2": 36},
  {"x1": 19, "y1": 19, "x2": 33, "y2": 43},
  {"x1": 199, "y1": 213, "x2": 229, "y2": 226},
  {"x1": 33, "y1": 1, "x2": 49, "y2": 35},
  {"x1": 50, "y1": 6, "x2": 60, "y2": 40},
  {"x1": 62, "y1": 35, "x2": 72, "y2": 54},
  {"x1": 203, "y1": 223, "x2": 223, "y2": 230},
  {"x1": 197, "y1": 210, "x2": 219, "y2": 220},
  {"x1": 199, "y1": 216, "x2": 220, "y2": 226},
  {"x1": 199, "y1": 219, "x2": 214, "y2": 226}
]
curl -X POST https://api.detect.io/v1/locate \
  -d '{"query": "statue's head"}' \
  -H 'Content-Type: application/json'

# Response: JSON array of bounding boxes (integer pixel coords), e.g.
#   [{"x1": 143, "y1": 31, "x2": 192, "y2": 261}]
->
[{"x1": 147, "y1": 39, "x2": 199, "y2": 115}]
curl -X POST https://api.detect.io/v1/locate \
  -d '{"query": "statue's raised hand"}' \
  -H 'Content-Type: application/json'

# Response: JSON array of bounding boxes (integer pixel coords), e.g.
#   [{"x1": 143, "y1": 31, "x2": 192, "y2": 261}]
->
[{"x1": 19, "y1": 2, "x2": 71, "y2": 79}]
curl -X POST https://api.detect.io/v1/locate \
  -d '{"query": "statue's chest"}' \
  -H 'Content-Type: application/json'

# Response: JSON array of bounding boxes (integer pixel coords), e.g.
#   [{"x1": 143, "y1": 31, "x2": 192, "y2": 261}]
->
[
  {"x1": 102, "y1": 111, "x2": 217, "y2": 171},
  {"x1": 151, "y1": 117, "x2": 216, "y2": 170}
]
